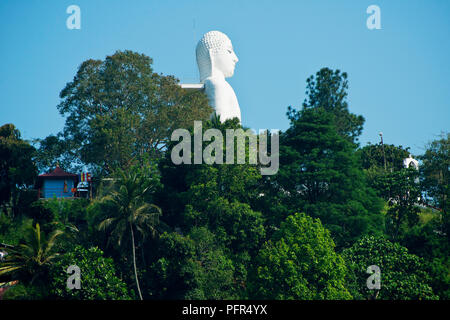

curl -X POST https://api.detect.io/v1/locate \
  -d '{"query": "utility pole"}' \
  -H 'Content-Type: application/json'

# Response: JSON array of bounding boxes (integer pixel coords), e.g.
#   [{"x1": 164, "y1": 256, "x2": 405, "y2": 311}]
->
[{"x1": 379, "y1": 132, "x2": 387, "y2": 171}]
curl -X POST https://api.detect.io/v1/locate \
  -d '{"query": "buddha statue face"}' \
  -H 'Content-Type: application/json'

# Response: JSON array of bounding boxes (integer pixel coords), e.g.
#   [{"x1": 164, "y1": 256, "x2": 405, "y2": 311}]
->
[{"x1": 196, "y1": 31, "x2": 239, "y2": 82}]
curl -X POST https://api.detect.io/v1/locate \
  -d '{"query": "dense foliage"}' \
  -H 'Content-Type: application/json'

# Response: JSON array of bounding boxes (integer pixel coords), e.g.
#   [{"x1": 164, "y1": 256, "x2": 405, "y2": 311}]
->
[
  {"x1": 1, "y1": 57, "x2": 447, "y2": 300},
  {"x1": 35, "y1": 50, "x2": 212, "y2": 176},
  {"x1": 343, "y1": 236, "x2": 437, "y2": 300},
  {"x1": 275, "y1": 106, "x2": 384, "y2": 248},
  {"x1": 48, "y1": 246, "x2": 130, "y2": 300},
  {"x1": 249, "y1": 213, "x2": 351, "y2": 299},
  {"x1": 0, "y1": 124, "x2": 37, "y2": 217}
]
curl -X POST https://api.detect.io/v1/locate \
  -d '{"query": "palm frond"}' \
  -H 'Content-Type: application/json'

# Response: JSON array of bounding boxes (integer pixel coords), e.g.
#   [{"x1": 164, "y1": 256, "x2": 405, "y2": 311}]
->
[
  {"x1": 0, "y1": 265, "x2": 22, "y2": 276},
  {"x1": 98, "y1": 217, "x2": 118, "y2": 231}
]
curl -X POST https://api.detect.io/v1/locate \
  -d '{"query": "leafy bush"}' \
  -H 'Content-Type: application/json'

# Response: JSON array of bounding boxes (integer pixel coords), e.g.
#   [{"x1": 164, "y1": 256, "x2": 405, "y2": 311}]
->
[
  {"x1": 248, "y1": 212, "x2": 352, "y2": 299},
  {"x1": 342, "y1": 235, "x2": 438, "y2": 300},
  {"x1": 49, "y1": 245, "x2": 131, "y2": 300}
]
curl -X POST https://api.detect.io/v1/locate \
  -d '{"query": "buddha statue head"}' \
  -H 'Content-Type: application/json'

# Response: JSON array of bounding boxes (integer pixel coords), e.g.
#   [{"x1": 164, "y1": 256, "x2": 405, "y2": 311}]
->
[{"x1": 196, "y1": 31, "x2": 239, "y2": 83}]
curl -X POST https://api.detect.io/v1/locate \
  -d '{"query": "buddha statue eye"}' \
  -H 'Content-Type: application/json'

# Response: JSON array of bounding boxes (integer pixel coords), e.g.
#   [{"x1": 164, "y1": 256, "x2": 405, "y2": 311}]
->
[{"x1": 228, "y1": 49, "x2": 232, "y2": 54}]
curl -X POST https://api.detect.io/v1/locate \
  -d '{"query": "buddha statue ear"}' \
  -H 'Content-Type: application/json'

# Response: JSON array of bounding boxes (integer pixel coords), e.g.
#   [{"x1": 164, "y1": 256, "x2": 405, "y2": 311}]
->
[
  {"x1": 208, "y1": 48, "x2": 216, "y2": 76},
  {"x1": 197, "y1": 46, "x2": 213, "y2": 82},
  {"x1": 208, "y1": 48, "x2": 226, "y2": 79}
]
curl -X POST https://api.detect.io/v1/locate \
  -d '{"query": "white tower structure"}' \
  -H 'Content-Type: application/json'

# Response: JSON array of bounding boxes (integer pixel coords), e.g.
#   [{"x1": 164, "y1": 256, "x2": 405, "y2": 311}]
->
[{"x1": 403, "y1": 154, "x2": 419, "y2": 170}]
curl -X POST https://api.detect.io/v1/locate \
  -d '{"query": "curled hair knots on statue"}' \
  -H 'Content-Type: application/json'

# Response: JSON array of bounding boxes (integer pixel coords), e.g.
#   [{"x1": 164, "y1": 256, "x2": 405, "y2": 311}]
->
[{"x1": 196, "y1": 31, "x2": 232, "y2": 82}]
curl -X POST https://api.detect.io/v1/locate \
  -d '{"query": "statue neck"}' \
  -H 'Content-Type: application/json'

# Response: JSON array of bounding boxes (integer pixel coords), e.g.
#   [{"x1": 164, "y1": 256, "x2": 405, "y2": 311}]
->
[
  {"x1": 209, "y1": 68, "x2": 226, "y2": 81},
  {"x1": 198, "y1": 58, "x2": 226, "y2": 82}
]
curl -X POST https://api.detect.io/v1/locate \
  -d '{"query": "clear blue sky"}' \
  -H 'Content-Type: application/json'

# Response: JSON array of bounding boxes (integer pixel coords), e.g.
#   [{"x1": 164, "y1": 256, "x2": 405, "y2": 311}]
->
[{"x1": 1, "y1": 0, "x2": 449, "y2": 156}]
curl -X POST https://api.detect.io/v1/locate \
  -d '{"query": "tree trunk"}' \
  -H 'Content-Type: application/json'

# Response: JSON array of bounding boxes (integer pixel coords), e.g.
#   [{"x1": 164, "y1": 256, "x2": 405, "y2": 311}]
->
[{"x1": 130, "y1": 222, "x2": 143, "y2": 300}]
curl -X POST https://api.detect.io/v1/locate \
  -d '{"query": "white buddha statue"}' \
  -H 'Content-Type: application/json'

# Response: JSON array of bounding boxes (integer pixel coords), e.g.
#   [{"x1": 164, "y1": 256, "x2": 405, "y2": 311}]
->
[{"x1": 196, "y1": 31, "x2": 241, "y2": 122}]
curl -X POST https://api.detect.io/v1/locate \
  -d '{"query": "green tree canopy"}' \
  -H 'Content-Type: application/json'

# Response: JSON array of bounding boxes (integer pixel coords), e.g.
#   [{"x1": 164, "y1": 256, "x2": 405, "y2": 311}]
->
[
  {"x1": 377, "y1": 168, "x2": 421, "y2": 239},
  {"x1": 97, "y1": 164, "x2": 162, "y2": 300},
  {"x1": 49, "y1": 245, "x2": 131, "y2": 300},
  {"x1": 158, "y1": 119, "x2": 265, "y2": 253},
  {"x1": 248, "y1": 212, "x2": 352, "y2": 300},
  {"x1": 157, "y1": 119, "x2": 267, "y2": 297},
  {"x1": 358, "y1": 143, "x2": 410, "y2": 171},
  {"x1": 33, "y1": 134, "x2": 68, "y2": 173},
  {"x1": 342, "y1": 235, "x2": 437, "y2": 300},
  {"x1": 420, "y1": 133, "x2": 449, "y2": 214},
  {"x1": 275, "y1": 107, "x2": 384, "y2": 247},
  {"x1": 400, "y1": 216, "x2": 450, "y2": 299},
  {"x1": 0, "y1": 124, "x2": 37, "y2": 216},
  {"x1": 147, "y1": 227, "x2": 237, "y2": 299},
  {"x1": 42, "y1": 50, "x2": 212, "y2": 175},
  {"x1": 302, "y1": 68, "x2": 365, "y2": 144}
]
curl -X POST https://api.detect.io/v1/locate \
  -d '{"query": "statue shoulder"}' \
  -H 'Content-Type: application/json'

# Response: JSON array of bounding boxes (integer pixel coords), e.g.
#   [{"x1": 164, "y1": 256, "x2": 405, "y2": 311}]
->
[
  {"x1": 205, "y1": 76, "x2": 232, "y2": 87},
  {"x1": 202, "y1": 77, "x2": 240, "y2": 122},
  {"x1": 203, "y1": 77, "x2": 233, "y2": 96}
]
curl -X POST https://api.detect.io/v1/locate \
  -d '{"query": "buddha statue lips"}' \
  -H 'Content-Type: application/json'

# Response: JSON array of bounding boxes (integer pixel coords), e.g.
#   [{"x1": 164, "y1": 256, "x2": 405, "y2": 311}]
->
[{"x1": 196, "y1": 31, "x2": 241, "y2": 123}]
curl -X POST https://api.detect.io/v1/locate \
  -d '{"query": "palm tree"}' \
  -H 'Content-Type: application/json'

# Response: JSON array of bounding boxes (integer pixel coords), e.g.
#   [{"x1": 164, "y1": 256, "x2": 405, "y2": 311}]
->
[
  {"x1": 0, "y1": 223, "x2": 63, "y2": 284},
  {"x1": 211, "y1": 112, "x2": 222, "y2": 128},
  {"x1": 98, "y1": 166, "x2": 162, "y2": 300}
]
